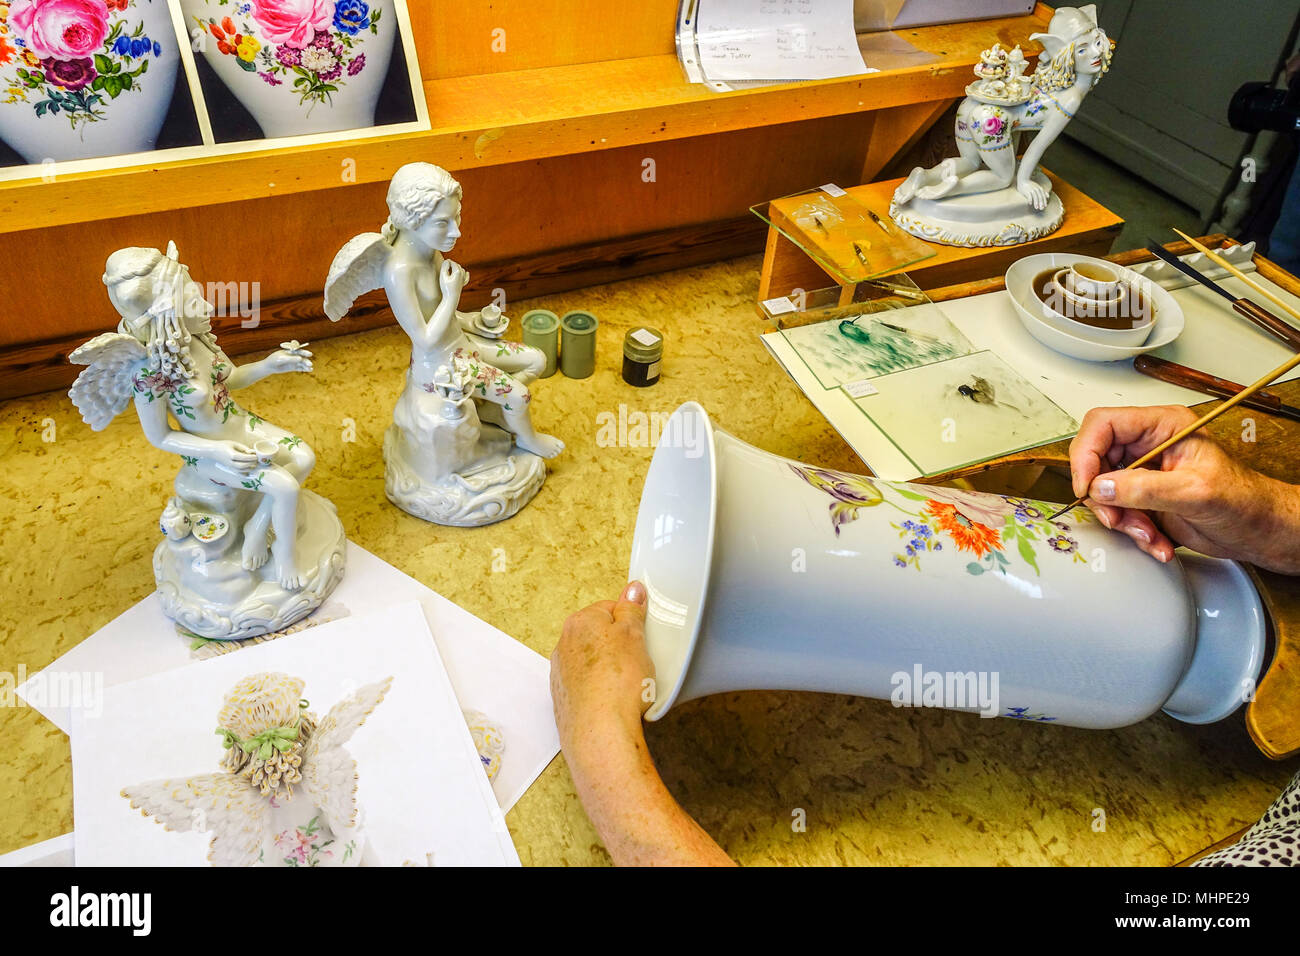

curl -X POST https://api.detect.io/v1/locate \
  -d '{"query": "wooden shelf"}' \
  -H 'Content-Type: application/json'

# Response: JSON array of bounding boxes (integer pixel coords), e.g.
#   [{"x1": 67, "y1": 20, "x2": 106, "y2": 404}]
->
[{"x1": 0, "y1": 8, "x2": 1051, "y2": 233}]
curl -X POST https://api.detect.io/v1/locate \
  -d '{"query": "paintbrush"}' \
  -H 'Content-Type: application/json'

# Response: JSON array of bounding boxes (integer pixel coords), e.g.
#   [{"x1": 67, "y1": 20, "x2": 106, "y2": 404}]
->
[
  {"x1": 1145, "y1": 239, "x2": 1300, "y2": 351},
  {"x1": 1172, "y1": 229, "x2": 1300, "y2": 330},
  {"x1": 1047, "y1": 344, "x2": 1300, "y2": 519}
]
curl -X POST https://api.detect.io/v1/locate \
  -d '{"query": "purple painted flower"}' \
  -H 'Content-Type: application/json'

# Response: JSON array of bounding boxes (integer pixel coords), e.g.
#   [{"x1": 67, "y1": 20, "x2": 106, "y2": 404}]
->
[
  {"x1": 275, "y1": 44, "x2": 302, "y2": 66},
  {"x1": 319, "y1": 63, "x2": 341, "y2": 81},
  {"x1": 41, "y1": 55, "x2": 95, "y2": 90},
  {"x1": 347, "y1": 53, "x2": 365, "y2": 76},
  {"x1": 258, "y1": 70, "x2": 283, "y2": 86},
  {"x1": 311, "y1": 29, "x2": 333, "y2": 49}
]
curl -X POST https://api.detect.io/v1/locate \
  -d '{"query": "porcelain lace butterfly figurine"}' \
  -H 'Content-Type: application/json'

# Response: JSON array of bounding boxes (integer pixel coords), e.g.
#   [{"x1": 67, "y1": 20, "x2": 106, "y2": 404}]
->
[
  {"x1": 122, "y1": 672, "x2": 392, "y2": 867},
  {"x1": 68, "y1": 242, "x2": 346, "y2": 640},
  {"x1": 323, "y1": 162, "x2": 563, "y2": 526}
]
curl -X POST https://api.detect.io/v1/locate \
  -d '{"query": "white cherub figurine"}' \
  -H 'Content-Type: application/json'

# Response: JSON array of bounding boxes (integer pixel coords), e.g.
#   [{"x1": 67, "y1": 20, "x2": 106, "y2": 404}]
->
[
  {"x1": 324, "y1": 162, "x2": 562, "y2": 526},
  {"x1": 123, "y1": 672, "x2": 391, "y2": 867},
  {"x1": 68, "y1": 242, "x2": 346, "y2": 640}
]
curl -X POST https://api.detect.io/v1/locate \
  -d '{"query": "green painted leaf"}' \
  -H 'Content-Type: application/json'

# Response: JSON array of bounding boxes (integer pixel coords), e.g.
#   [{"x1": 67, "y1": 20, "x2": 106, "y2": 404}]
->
[
  {"x1": 237, "y1": 56, "x2": 256, "y2": 73},
  {"x1": 1017, "y1": 534, "x2": 1040, "y2": 575},
  {"x1": 94, "y1": 53, "x2": 113, "y2": 75},
  {"x1": 966, "y1": 562, "x2": 984, "y2": 575},
  {"x1": 892, "y1": 487, "x2": 932, "y2": 503},
  {"x1": 91, "y1": 76, "x2": 106, "y2": 91}
]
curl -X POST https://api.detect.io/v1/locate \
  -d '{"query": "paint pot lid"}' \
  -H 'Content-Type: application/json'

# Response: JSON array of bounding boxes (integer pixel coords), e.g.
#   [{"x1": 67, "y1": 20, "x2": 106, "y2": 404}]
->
[
  {"x1": 624, "y1": 327, "x2": 664, "y2": 361},
  {"x1": 560, "y1": 310, "x2": 598, "y2": 335},
  {"x1": 521, "y1": 309, "x2": 559, "y2": 333}
]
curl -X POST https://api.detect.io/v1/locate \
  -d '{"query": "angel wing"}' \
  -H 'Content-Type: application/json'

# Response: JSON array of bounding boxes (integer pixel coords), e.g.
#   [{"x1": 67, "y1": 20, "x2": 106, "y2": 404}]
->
[
  {"x1": 324, "y1": 232, "x2": 391, "y2": 322},
  {"x1": 122, "y1": 772, "x2": 269, "y2": 867},
  {"x1": 68, "y1": 332, "x2": 149, "y2": 431},
  {"x1": 300, "y1": 677, "x2": 393, "y2": 835}
]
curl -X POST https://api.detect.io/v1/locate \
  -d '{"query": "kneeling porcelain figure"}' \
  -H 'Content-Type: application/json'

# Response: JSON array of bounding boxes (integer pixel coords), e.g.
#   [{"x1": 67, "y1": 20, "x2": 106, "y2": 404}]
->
[
  {"x1": 69, "y1": 242, "x2": 346, "y2": 640},
  {"x1": 325, "y1": 162, "x2": 563, "y2": 526},
  {"x1": 123, "y1": 672, "x2": 390, "y2": 867},
  {"x1": 890, "y1": 5, "x2": 1113, "y2": 247}
]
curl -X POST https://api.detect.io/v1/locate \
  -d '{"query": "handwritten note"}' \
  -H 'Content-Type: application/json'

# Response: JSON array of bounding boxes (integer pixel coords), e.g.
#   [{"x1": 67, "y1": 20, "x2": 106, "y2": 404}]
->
[{"x1": 695, "y1": 0, "x2": 868, "y2": 82}]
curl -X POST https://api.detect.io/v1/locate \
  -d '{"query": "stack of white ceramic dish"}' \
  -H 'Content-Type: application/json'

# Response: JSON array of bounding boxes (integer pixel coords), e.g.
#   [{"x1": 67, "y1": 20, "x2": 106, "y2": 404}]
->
[{"x1": 1005, "y1": 253, "x2": 1185, "y2": 362}]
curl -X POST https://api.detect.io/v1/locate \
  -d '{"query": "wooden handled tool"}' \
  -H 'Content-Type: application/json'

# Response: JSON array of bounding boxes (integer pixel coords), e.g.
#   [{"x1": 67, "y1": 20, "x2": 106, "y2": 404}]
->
[
  {"x1": 1133, "y1": 354, "x2": 1300, "y2": 423},
  {"x1": 1144, "y1": 240, "x2": 1300, "y2": 351}
]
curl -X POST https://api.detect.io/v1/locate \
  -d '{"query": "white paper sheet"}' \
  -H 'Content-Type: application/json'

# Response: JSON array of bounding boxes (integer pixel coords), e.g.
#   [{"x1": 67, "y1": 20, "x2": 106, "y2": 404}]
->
[
  {"x1": 71, "y1": 602, "x2": 518, "y2": 867},
  {"x1": 17, "y1": 542, "x2": 558, "y2": 813},
  {"x1": 696, "y1": 0, "x2": 868, "y2": 81},
  {"x1": 764, "y1": 265, "x2": 1300, "y2": 480}
]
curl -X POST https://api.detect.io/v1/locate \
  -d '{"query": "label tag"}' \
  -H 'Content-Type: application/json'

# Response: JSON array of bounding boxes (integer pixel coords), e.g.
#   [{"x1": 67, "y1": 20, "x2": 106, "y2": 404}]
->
[
  {"x1": 762, "y1": 296, "x2": 798, "y2": 315},
  {"x1": 630, "y1": 328, "x2": 660, "y2": 348},
  {"x1": 820, "y1": 183, "x2": 848, "y2": 197},
  {"x1": 842, "y1": 379, "x2": 879, "y2": 399}
]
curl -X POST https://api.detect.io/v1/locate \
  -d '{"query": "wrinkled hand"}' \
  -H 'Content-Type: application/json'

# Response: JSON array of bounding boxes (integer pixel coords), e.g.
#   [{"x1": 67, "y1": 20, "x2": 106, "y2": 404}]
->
[
  {"x1": 1017, "y1": 177, "x2": 1050, "y2": 211},
  {"x1": 1069, "y1": 405, "x2": 1300, "y2": 571},
  {"x1": 264, "y1": 348, "x2": 314, "y2": 374},
  {"x1": 211, "y1": 440, "x2": 259, "y2": 474},
  {"x1": 550, "y1": 582, "x2": 655, "y2": 751}
]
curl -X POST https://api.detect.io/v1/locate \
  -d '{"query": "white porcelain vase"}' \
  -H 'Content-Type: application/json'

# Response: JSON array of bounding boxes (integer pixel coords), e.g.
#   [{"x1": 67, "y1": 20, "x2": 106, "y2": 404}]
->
[
  {"x1": 181, "y1": 0, "x2": 397, "y2": 138},
  {"x1": 0, "y1": 0, "x2": 179, "y2": 163},
  {"x1": 629, "y1": 403, "x2": 1266, "y2": 730}
]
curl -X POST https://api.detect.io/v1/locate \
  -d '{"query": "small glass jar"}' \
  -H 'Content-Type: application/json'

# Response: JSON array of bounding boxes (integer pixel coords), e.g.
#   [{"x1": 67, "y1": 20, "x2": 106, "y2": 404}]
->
[{"x1": 622, "y1": 327, "x2": 664, "y2": 387}]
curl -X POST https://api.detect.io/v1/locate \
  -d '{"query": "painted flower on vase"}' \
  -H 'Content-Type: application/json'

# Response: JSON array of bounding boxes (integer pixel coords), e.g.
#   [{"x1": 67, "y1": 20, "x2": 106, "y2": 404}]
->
[
  {"x1": 789, "y1": 463, "x2": 1095, "y2": 578},
  {"x1": 789, "y1": 464, "x2": 884, "y2": 535},
  {"x1": 2, "y1": 0, "x2": 161, "y2": 127},
  {"x1": 249, "y1": 0, "x2": 331, "y2": 47},
  {"x1": 196, "y1": 0, "x2": 381, "y2": 111},
  {"x1": 10, "y1": 0, "x2": 108, "y2": 60}
]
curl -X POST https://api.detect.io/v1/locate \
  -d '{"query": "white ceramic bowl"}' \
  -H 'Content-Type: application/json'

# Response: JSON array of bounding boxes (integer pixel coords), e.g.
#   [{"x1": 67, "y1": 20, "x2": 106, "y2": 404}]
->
[
  {"x1": 1006, "y1": 253, "x2": 1184, "y2": 362},
  {"x1": 1041, "y1": 273, "x2": 1154, "y2": 347}
]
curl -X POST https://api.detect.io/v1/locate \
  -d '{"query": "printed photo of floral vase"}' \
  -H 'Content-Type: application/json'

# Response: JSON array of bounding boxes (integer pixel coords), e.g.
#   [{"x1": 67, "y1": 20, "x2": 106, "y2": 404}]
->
[
  {"x1": 0, "y1": 0, "x2": 181, "y2": 163},
  {"x1": 181, "y1": 0, "x2": 399, "y2": 139}
]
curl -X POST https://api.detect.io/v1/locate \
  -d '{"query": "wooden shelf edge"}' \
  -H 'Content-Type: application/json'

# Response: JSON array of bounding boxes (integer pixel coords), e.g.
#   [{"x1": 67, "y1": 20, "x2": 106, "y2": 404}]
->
[{"x1": 0, "y1": 9, "x2": 1052, "y2": 233}]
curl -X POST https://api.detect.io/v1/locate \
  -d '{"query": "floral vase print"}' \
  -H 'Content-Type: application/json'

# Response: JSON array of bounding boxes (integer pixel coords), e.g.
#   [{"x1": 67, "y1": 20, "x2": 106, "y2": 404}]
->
[
  {"x1": 790, "y1": 463, "x2": 1094, "y2": 580},
  {"x1": 0, "y1": 0, "x2": 179, "y2": 163},
  {"x1": 183, "y1": 0, "x2": 398, "y2": 139}
]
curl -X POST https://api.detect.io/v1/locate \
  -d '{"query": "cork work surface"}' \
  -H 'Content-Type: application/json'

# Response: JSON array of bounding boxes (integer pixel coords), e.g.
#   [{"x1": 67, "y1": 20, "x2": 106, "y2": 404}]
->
[{"x1": 1, "y1": 256, "x2": 1295, "y2": 865}]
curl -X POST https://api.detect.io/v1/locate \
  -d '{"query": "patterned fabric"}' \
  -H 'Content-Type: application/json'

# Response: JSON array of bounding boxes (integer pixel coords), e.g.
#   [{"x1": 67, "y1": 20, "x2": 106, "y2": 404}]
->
[{"x1": 1194, "y1": 771, "x2": 1300, "y2": 867}]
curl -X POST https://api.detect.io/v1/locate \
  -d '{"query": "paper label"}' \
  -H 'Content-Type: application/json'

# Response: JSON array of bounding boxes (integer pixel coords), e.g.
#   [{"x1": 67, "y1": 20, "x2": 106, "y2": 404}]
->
[
  {"x1": 762, "y1": 296, "x2": 798, "y2": 315},
  {"x1": 631, "y1": 328, "x2": 660, "y2": 348},
  {"x1": 645, "y1": 361, "x2": 661, "y2": 380},
  {"x1": 842, "y1": 379, "x2": 879, "y2": 399},
  {"x1": 821, "y1": 183, "x2": 848, "y2": 198}
]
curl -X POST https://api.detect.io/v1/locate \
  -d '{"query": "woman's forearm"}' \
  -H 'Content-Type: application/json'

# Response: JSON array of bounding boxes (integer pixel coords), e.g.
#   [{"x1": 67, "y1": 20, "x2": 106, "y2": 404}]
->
[{"x1": 565, "y1": 717, "x2": 735, "y2": 867}]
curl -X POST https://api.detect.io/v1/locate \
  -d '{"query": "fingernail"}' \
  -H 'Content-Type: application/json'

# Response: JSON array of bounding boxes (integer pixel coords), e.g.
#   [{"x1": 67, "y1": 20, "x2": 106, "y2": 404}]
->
[
  {"x1": 622, "y1": 581, "x2": 647, "y2": 605},
  {"x1": 1096, "y1": 510, "x2": 1112, "y2": 529},
  {"x1": 1094, "y1": 478, "x2": 1116, "y2": 501},
  {"x1": 1131, "y1": 527, "x2": 1150, "y2": 544}
]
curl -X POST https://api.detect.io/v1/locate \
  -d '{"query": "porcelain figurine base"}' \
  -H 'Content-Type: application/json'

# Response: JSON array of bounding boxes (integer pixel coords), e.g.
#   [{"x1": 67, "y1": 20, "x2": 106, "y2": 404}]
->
[
  {"x1": 153, "y1": 476, "x2": 347, "y2": 641},
  {"x1": 383, "y1": 385, "x2": 546, "y2": 526},
  {"x1": 890, "y1": 171, "x2": 1064, "y2": 247}
]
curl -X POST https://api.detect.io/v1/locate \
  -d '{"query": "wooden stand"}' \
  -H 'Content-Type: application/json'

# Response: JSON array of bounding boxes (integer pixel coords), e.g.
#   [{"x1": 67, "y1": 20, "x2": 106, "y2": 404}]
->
[{"x1": 756, "y1": 170, "x2": 1124, "y2": 311}]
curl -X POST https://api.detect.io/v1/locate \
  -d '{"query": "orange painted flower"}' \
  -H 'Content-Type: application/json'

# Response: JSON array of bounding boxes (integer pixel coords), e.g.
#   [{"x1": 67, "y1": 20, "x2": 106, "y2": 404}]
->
[
  {"x1": 221, "y1": 15, "x2": 234, "y2": 34},
  {"x1": 0, "y1": 34, "x2": 13, "y2": 64},
  {"x1": 923, "y1": 500, "x2": 1002, "y2": 557},
  {"x1": 105, "y1": 0, "x2": 129, "y2": 10}
]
